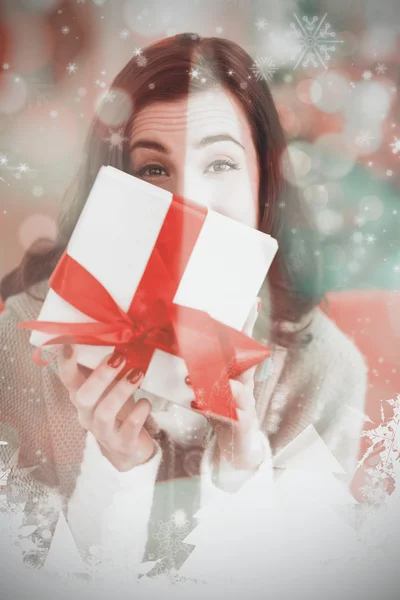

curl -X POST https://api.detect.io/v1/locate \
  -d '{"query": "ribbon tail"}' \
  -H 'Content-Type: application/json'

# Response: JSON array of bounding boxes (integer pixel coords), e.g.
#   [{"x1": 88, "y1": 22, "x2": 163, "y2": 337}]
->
[{"x1": 168, "y1": 305, "x2": 240, "y2": 421}]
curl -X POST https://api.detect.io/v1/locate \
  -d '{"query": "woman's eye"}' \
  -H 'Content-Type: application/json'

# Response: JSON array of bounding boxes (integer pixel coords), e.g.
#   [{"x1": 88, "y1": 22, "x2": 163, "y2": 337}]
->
[
  {"x1": 206, "y1": 159, "x2": 241, "y2": 174},
  {"x1": 134, "y1": 158, "x2": 241, "y2": 179},
  {"x1": 135, "y1": 164, "x2": 167, "y2": 178}
]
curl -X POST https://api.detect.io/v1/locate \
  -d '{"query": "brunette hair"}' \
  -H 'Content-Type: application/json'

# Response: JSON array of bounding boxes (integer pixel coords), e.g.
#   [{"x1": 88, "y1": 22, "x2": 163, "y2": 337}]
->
[{"x1": 0, "y1": 33, "x2": 328, "y2": 349}]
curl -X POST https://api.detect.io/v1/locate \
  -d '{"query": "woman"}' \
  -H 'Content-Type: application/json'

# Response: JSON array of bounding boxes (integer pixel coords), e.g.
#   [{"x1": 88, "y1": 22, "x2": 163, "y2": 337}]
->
[{"x1": 0, "y1": 33, "x2": 367, "y2": 579}]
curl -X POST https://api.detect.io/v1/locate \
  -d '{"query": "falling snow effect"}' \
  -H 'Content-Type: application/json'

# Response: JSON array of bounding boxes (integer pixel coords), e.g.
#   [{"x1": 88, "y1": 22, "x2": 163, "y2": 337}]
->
[
  {"x1": 390, "y1": 137, "x2": 400, "y2": 154},
  {"x1": 250, "y1": 56, "x2": 278, "y2": 83},
  {"x1": 103, "y1": 128, "x2": 129, "y2": 151},
  {"x1": 153, "y1": 511, "x2": 191, "y2": 559},
  {"x1": 289, "y1": 13, "x2": 343, "y2": 70}
]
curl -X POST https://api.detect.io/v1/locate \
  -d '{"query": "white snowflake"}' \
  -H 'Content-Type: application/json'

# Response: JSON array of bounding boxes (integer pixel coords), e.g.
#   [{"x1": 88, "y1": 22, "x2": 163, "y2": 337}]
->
[
  {"x1": 61, "y1": 26, "x2": 70, "y2": 35},
  {"x1": 152, "y1": 513, "x2": 190, "y2": 559},
  {"x1": 289, "y1": 13, "x2": 343, "y2": 70},
  {"x1": 366, "y1": 234, "x2": 376, "y2": 244},
  {"x1": 360, "y1": 395, "x2": 400, "y2": 491},
  {"x1": 375, "y1": 63, "x2": 387, "y2": 75},
  {"x1": 132, "y1": 47, "x2": 143, "y2": 57},
  {"x1": 136, "y1": 55, "x2": 148, "y2": 68},
  {"x1": 189, "y1": 67, "x2": 201, "y2": 80},
  {"x1": 250, "y1": 56, "x2": 278, "y2": 83},
  {"x1": 103, "y1": 127, "x2": 128, "y2": 151},
  {"x1": 394, "y1": 265, "x2": 400, "y2": 273},
  {"x1": 100, "y1": 89, "x2": 116, "y2": 103},
  {"x1": 119, "y1": 29, "x2": 130, "y2": 40},
  {"x1": 356, "y1": 131, "x2": 375, "y2": 148},
  {"x1": 362, "y1": 70, "x2": 373, "y2": 81},
  {"x1": 66, "y1": 62, "x2": 78, "y2": 74},
  {"x1": 390, "y1": 137, "x2": 400, "y2": 154},
  {"x1": 254, "y1": 18, "x2": 268, "y2": 31}
]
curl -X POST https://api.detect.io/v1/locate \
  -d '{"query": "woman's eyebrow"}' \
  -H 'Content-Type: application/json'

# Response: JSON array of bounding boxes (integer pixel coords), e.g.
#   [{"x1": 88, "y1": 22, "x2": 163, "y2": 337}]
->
[{"x1": 130, "y1": 133, "x2": 245, "y2": 154}]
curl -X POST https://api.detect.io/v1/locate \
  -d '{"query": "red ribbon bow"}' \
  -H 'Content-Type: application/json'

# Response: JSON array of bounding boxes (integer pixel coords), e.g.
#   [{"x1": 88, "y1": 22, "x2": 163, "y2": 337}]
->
[{"x1": 18, "y1": 192, "x2": 270, "y2": 421}]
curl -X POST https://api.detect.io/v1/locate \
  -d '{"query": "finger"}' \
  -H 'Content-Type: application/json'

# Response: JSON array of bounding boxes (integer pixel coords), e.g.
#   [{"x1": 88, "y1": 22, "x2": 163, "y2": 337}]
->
[
  {"x1": 93, "y1": 370, "x2": 144, "y2": 439},
  {"x1": 75, "y1": 350, "x2": 127, "y2": 426},
  {"x1": 117, "y1": 397, "x2": 152, "y2": 443},
  {"x1": 57, "y1": 345, "x2": 87, "y2": 394}
]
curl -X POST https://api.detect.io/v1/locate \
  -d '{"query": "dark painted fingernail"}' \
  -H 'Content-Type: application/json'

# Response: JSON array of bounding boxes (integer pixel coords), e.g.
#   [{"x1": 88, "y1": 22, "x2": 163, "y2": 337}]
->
[
  {"x1": 184, "y1": 375, "x2": 192, "y2": 386},
  {"x1": 63, "y1": 344, "x2": 73, "y2": 359},
  {"x1": 126, "y1": 368, "x2": 143, "y2": 384},
  {"x1": 107, "y1": 351, "x2": 125, "y2": 368}
]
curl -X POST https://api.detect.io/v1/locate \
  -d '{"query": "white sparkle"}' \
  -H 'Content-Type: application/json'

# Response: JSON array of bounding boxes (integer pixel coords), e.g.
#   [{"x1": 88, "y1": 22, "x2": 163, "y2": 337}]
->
[
  {"x1": 66, "y1": 62, "x2": 78, "y2": 74},
  {"x1": 362, "y1": 70, "x2": 373, "y2": 80},
  {"x1": 390, "y1": 137, "x2": 400, "y2": 154},
  {"x1": 375, "y1": 62, "x2": 387, "y2": 75},
  {"x1": 103, "y1": 127, "x2": 128, "y2": 151},
  {"x1": 254, "y1": 18, "x2": 268, "y2": 30},
  {"x1": 61, "y1": 26, "x2": 70, "y2": 35}
]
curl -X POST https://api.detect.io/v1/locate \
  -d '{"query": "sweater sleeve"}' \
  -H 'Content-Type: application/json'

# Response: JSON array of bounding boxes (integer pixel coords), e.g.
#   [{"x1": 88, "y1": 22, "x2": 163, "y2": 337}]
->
[
  {"x1": 313, "y1": 341, "x2": 368, "y2": 488},
  {"x1": 67, "y1": 430, "x2": 162, "y2": 575},
  {"x1": 199, "y1": 429, "x2": 274, "y2": 509}
]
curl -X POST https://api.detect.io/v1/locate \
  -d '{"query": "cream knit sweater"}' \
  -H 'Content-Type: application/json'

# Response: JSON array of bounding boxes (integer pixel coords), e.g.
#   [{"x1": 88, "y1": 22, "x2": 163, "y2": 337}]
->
[{"x1": 0, "y1": 279, "x2": 368, "y2": 577}]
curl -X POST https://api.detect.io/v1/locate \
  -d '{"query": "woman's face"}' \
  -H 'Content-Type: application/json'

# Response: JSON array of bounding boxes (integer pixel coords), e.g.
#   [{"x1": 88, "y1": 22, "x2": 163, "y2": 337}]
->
[{"x1": 129, "y1": 87, "x2": 260, "y2": 229}]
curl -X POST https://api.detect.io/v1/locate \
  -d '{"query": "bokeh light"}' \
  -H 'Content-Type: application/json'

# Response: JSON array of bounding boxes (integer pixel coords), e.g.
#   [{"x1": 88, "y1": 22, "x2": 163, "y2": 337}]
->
[{"x1": 95, "y1": 87, "x2": 133, "y2": 127}]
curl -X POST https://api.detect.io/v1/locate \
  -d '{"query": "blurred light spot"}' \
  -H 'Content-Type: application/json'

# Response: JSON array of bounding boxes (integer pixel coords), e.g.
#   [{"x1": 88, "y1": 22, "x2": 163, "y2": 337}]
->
[
  {"x1": 32, "y1": 185, "x2": 44, "y2": 197},
  {"x1": 282, "y1": 145, "x2": 312, "y2": 185},
  {"x1": 314, "y1": 71, "x2": 350, "y2": 113},
  {"x1": 296, "y1": 79, "x2": 322, "y2": 105},
  {"x1": 360, "y1": 26, "x2": 397, "y2": 60},
  {"x1": 123, "y1": 1, "x2": 169, "y2": 36},
  {"x1": 277, "y1": 104, "x2": 302, "y2": 136},
  {"x1": 95, "y1": 87, "x2": 133, "y2": 127},
  {"x1": 28, "y1": 0, "x2": 59, "y2": 11},
  {"x1": 19, "y1": 214, "x2": 57, "y2": 251},
  {"x1": 358, "y1": 82, "x2": 391, "y2": 121},
  {"x1": 0, "y1": 73, "x2": 28, "y2": 114},
  {"x1": 303, "y1": 184, "x2": 329, "y2": 210},
  {"x1": 359, "y1": 195, "x2": 383, "y2": 221},
  {"x1": 315, "y1": 209, "x2": 344, "y2": 236},
  {"x1": 313, "y1": 133, "x2": 356, "y2": 179}
]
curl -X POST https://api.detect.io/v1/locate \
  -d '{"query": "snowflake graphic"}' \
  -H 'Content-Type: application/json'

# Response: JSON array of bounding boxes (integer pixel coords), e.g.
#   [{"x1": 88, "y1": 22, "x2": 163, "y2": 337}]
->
[
  {"x1": 119, "y1": 29, "x2": 130, "y2": 40},
  {"x1": 375, "y1": 62, "x2": 388, "y2": 75},
  {"x1": 359, "y1": 395, "x2": 400, "y2": 498},
  {"x1": 289, "y1": 13, "x2": 343, "y2": 70},
  {"x1": 362, "y1": 70, "x2": 373, "y2": 81},
  {"x1": 390, "y1": 137, "x2": 400, "y2": 154},
  {"x1": 356, "y1": 131, "x2": 375, "y2": 148},
  {"x1": 103, "y1": 127, "x2": 129, "y2": 151},
  {"x1": 250, "y1": 56, "x2": 278, "y2": 83},
  {"x1": 152, "y1": 512, "x2": 191, "y2": 559},
  {"x1": 66, "y1": 62, "x2": 78, "y2": 75}
]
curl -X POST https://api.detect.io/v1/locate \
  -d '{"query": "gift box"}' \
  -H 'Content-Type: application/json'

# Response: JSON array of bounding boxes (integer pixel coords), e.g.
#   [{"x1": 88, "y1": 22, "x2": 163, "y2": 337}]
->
[{"x1": 19, "y1": 166, "x2": 278, "y2": 420}]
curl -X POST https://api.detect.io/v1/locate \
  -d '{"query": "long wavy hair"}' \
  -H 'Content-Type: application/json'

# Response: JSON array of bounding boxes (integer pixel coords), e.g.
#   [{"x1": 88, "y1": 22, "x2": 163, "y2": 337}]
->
[{"x1": 0, "y1": 33, "x2": 328, "y2": 349}]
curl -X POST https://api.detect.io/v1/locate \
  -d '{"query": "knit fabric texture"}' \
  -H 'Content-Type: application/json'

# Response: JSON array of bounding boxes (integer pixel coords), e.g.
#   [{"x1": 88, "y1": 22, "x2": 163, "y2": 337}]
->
[{"x1": 0, "y1": 279, "x2": 368, "y2": 523}]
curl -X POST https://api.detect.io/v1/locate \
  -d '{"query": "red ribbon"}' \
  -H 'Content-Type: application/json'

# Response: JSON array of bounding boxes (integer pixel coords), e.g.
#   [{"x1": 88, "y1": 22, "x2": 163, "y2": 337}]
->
[{"x1": 17, "y1": 193, "x2": 270, "y2": 421}]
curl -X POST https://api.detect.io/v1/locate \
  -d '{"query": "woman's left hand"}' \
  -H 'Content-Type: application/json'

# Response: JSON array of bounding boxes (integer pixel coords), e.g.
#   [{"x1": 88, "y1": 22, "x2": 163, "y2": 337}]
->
[{"x1": 191, "y1": 297, "x2": 268, "y2": 472}]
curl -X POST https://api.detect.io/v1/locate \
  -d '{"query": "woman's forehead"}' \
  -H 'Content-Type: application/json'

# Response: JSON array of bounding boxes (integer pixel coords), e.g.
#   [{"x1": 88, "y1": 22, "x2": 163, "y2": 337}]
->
[{"x1": 131, "y1": 89, "x2": 251, "y2": 141}]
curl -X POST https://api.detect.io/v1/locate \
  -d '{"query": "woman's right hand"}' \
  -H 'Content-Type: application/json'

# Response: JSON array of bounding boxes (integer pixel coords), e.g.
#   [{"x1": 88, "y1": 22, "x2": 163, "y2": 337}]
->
[{"x1": 57, "y1": 345, "x2": 157, "y2": 472}]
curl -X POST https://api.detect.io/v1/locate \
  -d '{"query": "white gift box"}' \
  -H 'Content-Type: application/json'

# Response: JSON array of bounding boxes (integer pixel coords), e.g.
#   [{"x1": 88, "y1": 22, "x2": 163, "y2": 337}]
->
[{"x1": 30, "y1": 166, "x2": 278, "y2": 410}]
